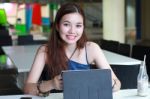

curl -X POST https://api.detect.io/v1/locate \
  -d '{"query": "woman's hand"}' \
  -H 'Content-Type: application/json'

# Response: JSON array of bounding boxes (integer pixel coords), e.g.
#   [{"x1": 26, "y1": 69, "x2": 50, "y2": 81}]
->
[
  {"x1": 51, "y1": 74, "x2": 63, "y2": 90},
  {"x1": 24, "y1": 83, "x2": 39, "y2": 95},
  {"x1": 112, "y1": 79, "x2": 121, "y2": 92},
  {"x1": 36, "y1": 74, "x2": 63, "y2": 95}
]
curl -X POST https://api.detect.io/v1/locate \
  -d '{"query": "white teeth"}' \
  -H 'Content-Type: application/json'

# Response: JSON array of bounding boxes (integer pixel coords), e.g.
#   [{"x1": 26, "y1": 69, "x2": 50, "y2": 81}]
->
[{"x1": 67, "y1": 35, "x2": 75, "y2": 40}]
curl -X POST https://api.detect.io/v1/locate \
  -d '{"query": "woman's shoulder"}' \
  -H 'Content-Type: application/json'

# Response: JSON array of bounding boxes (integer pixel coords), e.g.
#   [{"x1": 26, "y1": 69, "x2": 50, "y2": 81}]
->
[
  {"x1": 85, "y1": 41, "x2": 103, "y2": 53},
  {"x1": 37, "y1": 44, "x2": 47, "y2": 53},
  {"x1": 85, "y1": 41, "x2": 103, "y2": 63},
  {"x1": 86, "y1": 41, "x2": 100, "y2": 49}
]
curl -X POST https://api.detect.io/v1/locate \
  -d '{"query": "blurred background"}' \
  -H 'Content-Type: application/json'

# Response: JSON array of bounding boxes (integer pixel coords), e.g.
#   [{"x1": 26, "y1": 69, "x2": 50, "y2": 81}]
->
[{"x1": 1, "y1": 0, "x2": 149, "y2": 46}]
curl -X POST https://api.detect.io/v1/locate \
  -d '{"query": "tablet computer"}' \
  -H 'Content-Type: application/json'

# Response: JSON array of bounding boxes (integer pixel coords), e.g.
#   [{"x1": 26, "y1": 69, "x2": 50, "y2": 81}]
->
[{"x1": 62, "y1": 69, "x2": 112, "y2": 99}]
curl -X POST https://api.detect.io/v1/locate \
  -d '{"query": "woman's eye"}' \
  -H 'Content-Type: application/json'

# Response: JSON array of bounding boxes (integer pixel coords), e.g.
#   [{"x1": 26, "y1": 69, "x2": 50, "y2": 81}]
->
[
  {"x1": 76, "y1": 25, "x2": 82, "y2": 28},
  {"x1": 63, "y1": 23, "x2": 69, "y2": 26}
]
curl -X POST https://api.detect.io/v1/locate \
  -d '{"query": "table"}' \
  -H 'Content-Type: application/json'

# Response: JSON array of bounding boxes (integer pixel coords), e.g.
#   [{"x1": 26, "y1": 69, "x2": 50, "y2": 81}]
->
[
  {"x1": 103, "y1": 50, "x2": 141, "y2": 65},
  {"x1": 2, "y1": 45, "x2": 40, "y2": 72},
  {"x1": 38, "y1": 88, "x2": 150, "y2": 99},
  {"x1": 2, "y1": 45, "x2": 41, "y2": 88},
  {"x1": 0, "y1": 89, "x2": 150, "y2": 99},
  {"x1": 2, "y1": 45, "x2": 141, "y2": 73},
  {"x1": 45, "y1": 89, "x2": 150, "y2": 99},
  {"x1": 113, "y1": 89, "x2": 150, "y2": 99},
  {"x1": 0, "y1": 94, "x2": 44, "y2": 99}
]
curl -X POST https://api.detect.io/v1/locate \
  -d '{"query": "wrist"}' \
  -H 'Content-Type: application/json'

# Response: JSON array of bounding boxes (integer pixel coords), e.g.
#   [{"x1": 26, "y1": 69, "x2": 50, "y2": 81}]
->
[
  {"x1": 112, "y1": 79, "x2": 116, "y2": 89},
  {"x1": 37, "y1": 81, "x2": 50, "y2": 97},
  {"x1": 37, "y1": 81, "x2": 42, "y2": 93},
  {"x1": 49, "y1": 80, "x2": 55, "y2": 90},
  {"x1": 112, "y1": 79, "x2": 121, "y2": 92}
]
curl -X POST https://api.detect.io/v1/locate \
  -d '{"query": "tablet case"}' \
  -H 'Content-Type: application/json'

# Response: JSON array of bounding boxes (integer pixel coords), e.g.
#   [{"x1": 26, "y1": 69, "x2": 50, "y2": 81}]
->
[{"x1": 62, "y1": 69, "x2": 112, "y2": 99}]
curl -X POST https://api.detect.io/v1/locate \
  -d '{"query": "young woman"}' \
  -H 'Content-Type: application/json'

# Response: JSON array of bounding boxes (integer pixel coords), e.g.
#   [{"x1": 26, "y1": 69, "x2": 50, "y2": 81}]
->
[{"x1": 24, "y1": 2, "x2": 121, "y2": 96}]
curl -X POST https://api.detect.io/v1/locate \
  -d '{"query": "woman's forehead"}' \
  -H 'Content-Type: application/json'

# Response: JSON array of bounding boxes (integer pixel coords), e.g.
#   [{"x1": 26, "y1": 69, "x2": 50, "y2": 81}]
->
[{"x1": 60, "y1": 13, "x2": 83, "y2": 24}]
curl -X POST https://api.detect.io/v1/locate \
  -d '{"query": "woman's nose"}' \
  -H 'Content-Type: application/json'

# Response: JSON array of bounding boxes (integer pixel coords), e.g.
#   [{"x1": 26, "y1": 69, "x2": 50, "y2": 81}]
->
[{"x1": 69, "y1": 26, "x2": 76, "y2": 34}]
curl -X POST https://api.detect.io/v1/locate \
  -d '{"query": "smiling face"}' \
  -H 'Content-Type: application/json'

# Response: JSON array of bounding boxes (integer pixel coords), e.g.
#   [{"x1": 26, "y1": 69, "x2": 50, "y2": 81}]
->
[{"x1": 58, "y1": 13, "x2": 84, "y2": 45}]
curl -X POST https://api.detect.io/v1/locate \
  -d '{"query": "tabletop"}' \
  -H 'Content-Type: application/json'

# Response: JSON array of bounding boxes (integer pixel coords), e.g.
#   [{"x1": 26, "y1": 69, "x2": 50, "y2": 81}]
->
[
  {"x1": 0, "y1": 89, "x2": 150, "y2": 99},
  {"x1": 0, "y1": 94, "x2": 43, "y2": 99},
  {"x1": 103, "y1": 50, "x2": 141, "y2": 65},
  {"x1": 2, "y1": 45, "x2": 40, "y2": 72},
  {"x1": 2, "y1": 45, "x2": 141, "y2": 73},
  {"x1": 44, "y1": 88, "x2": 150, "y2": 99}
]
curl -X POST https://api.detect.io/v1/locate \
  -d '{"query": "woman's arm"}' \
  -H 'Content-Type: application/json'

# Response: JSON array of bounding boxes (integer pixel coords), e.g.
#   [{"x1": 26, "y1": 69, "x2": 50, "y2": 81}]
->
[
  {"x1": 37, "y1": 74, "x2": 63, "y2": 94},
  {"x1": 23, "y1": 45, "x2": 63, "y2": 95},
  {"x1": 112, "y1": 78, "x2": 121, "y2": 92},
  {"x1": 87, "y1": 42, "x2": 121, "y2": 92},
  {"x1": 23, "y1": 45, "x2": 49, "y2": 95},
  {"x1": 24, "y1": 75, "x2": 62, "y2": 96}
]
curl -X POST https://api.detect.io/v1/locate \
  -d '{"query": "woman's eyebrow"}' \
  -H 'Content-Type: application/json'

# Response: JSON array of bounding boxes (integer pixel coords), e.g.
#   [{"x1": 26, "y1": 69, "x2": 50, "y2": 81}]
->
[
  {"x1": 77, "y1": 22, "x2": 83, "y2": 24},
  {"x1": 62, "y1": 20, "x2": 70, "y2": 23},
  {"x1": 61, "y1": 20, "x2": 83, "y2": 25}
]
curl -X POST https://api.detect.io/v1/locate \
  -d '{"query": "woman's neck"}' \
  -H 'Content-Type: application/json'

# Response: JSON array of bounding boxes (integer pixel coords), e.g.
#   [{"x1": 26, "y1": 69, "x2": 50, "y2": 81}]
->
[
  {"x1": 65, "y1": 44, "x2": 77, "y2": 59},
  {"x1": 66, "y1": 44, "x2": 77, "y2": 52}
]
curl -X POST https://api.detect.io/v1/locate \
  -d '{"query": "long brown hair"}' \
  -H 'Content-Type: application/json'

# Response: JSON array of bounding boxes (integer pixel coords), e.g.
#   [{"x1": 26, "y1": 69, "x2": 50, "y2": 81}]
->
[{"x1": 46, "y1": 3, "x2": 88, "y2": 78}]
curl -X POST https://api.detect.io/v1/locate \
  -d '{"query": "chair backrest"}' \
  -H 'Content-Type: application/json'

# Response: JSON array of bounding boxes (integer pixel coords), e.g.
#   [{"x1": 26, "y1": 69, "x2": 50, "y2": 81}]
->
[
  {"x1": 91, "y1": 39, "x2": 101, "y2": 45},
  {"x1": 0, "y1": 29, "x2": 9, "y2": 36},
  {"x1": 0, "y1": 36, "x2": 12, "y2": 46},
  {"x1": 0, "y1": 9, "x2": 7, "y2": 25},
  {"x1": 0, "y1": 75, "x2": 23, "y2": 95},
  {"x1": 33, "y1": 40, "x2": 48, "y2": 44},
  {"x1": 131, "y1": 45, "x2": 150, "y2": 81},
  {"x1": 100, "y1": 39, "x2": 119, "y2": 53},
  {"x1": 0, "y1": 36, "x2": 12, "y2": 55},
  {"x1": 18, "y1": 35, "x2": 48, "y2": 45},
  {"x1": 111, "y1": 64, "x2": 140, "y2": 89},
  {"x1": 0, "y1": 63, "x2": 23, "y2": 95},
  {"x1": 18, "y1": 35, "x2": 35, "y2": 45},
  {"x1": 131, "y1": 45, "x2": 150, "y2": 60},
  {"x1": 118, "y1": 43, "x2": 131, "y2": 57}
]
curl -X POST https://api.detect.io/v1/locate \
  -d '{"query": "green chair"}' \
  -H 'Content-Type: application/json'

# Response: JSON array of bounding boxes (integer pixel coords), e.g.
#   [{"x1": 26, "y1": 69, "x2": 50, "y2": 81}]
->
[{"x1": 0, "y1": 9, "x2": 7, "y2": 25}]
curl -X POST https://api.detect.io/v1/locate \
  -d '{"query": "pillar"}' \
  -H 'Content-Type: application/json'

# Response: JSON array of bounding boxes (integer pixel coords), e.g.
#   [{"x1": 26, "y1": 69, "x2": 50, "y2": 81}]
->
[{"x1": 103, "y1": 0, "x2": 125, "y2": 43}]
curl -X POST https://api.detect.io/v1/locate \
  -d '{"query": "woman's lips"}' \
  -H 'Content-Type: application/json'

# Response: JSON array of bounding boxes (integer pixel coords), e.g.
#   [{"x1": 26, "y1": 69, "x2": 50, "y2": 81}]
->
[{"x1": 66, "y1": 35, "x2": 76, "y2": 40}]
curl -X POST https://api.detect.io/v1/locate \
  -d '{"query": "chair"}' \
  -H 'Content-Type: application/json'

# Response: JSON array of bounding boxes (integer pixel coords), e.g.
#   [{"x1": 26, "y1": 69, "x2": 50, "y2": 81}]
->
[
  {"x1": 0, "y1": 36, "x2": 12, "y2": 55},
  {"x1": 18, "y1": 35, "x2": 47, "y2": 45},
  {"x1": 100, "y1": 39, "x2": 119, "y2": 53},
  {"x1": 0, "y1": 36, "x2": 12, "y2": 46},
  {"x1": 0, "y1": 63, "x2": 23, "y2": 95},
  {"x1": 91, "y1": 64, "x2": 140, "y2": 89},
  {"x1": 91, "y1": 39, "x2": 101, "y2": 45},
  {"x1": 0, "y1": 9, "x2": 7, "y2": 26},
  {"x1": 0, "y1": 29, "x2": 9, "y2": 36},
  {"x1": 33, "y1": 40, "x2": 48, "y2": 44},
  {"x1": 118, "y1": 43, "x2": 131, "y2": 57},
  {"x1": 111, "y1": 64, "x2": 140, "y2": 89},
  {"x1": 131, "y1": 45, "x2": 150, "y2": 81},
  {"x1": 17, "y1": 35, "x2": 35, "y2": 45},
  {"x1": 0, "y1": 75, "x2": 23, "y2": 95},
  {"x1": 131, "y1": 45, "x2": 150, "y2": 60},
  {"x1": 0, "y1": 9, "x2": 9, "y2": 37}
]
